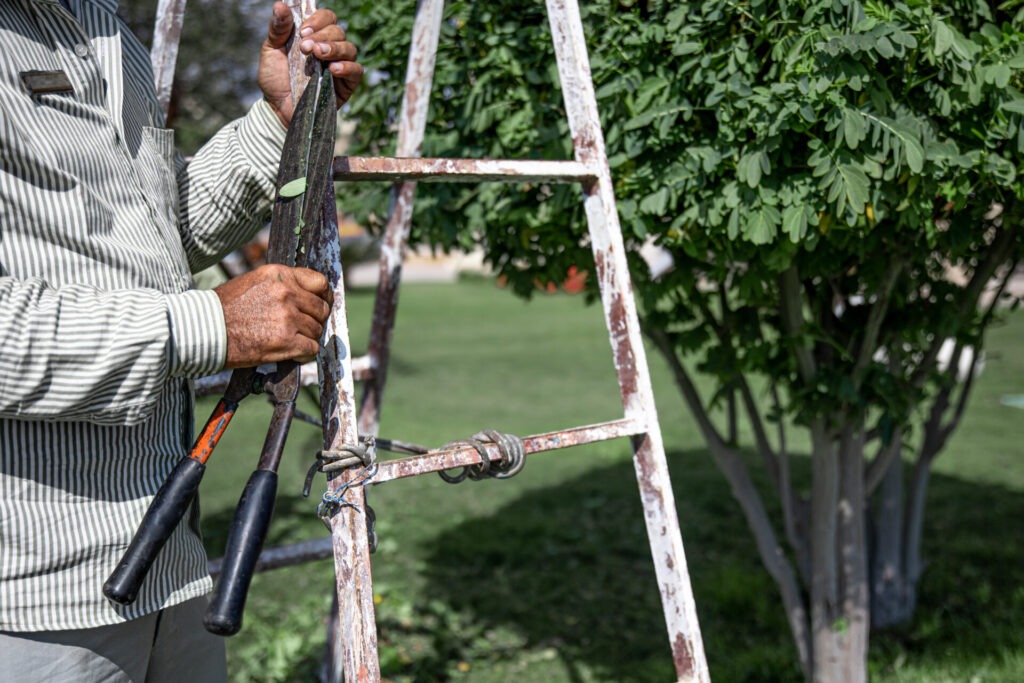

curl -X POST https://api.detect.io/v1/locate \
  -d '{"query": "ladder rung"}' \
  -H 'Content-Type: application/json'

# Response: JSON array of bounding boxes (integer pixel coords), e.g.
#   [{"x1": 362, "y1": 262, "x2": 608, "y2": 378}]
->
[
  {"x1": 208, "y1": 536, "x2": 333, "y2": 577},
  {"x1": 196, "y1": 357, "x2": 375, "y2": 398},
  {"x1": 193, "y1": 363, "x2": 321, "y2": 397},
  {"x1": 370, "y1": 417, "x2": 647, "y2": 484},
  {"x1": 333, "y1": 156, "x2": 597, "y2": 183},
  {"x1": 351, "y1": 354, "x2": 374, "y2": 381}
]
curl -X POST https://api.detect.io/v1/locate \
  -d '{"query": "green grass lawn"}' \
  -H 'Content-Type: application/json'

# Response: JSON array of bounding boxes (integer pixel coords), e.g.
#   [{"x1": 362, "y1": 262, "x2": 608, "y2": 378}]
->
[{"x1": 196, "y1": 279, "x2": 1024, "y2": 682}]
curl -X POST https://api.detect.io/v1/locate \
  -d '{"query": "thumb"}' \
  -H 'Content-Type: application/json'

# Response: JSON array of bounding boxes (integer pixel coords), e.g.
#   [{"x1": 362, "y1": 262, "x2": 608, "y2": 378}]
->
[
  {"x1": 265, "y1": 1, "x2": 294, "y2": 50},
  {"x1": 292, "y1": 268, "x2": 332, "y2": 300}
]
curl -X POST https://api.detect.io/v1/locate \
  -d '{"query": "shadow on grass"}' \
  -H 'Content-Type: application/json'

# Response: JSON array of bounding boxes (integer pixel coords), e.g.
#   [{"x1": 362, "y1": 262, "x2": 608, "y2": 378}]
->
[{"x1": 377, "y1": 448, "x2": 1024, "y2": 682}]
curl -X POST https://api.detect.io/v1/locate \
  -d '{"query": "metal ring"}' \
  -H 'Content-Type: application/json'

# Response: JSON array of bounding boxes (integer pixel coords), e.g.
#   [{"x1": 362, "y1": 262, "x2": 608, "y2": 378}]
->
[
  {"x1": 437, "y1": 438, "x2": 490, "y2": 484},
  {"x1": 491, "y1": 431, "x2": 526, "y2": 479}
]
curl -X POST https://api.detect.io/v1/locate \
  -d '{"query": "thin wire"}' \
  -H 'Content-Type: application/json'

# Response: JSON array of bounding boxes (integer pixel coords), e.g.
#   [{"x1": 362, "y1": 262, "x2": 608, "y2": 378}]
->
[{"x1": 319, "y1": 462, "x2": 379, "y2": 516}]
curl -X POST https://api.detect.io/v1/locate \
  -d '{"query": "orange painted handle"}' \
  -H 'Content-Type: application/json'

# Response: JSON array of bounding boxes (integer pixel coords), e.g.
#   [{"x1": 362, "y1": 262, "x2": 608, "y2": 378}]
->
[{"x1": 190, "y1": 398, "x2": 238, "y2": 464}]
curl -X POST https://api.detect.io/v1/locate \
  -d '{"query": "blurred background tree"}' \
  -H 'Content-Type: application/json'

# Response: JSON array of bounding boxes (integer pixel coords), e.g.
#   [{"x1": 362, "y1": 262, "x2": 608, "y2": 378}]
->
[
  {"x1": 326, "y1": 1, "x2": 1024, "y2": 681},
  {"x1": 118, "y1": 0, "x2": 267, "y2": 153}
]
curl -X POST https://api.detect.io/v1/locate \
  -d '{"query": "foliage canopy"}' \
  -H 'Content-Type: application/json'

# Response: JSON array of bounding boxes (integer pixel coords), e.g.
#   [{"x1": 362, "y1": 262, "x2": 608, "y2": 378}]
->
[{"x1": 335, "y1": 0, "x2": 1024, "y2": 430}]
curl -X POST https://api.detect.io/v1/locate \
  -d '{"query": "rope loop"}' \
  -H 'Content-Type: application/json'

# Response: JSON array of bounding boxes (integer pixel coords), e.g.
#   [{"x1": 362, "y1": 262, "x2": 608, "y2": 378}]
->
[
  {"x1": 438, "y1": 430, "x2": 526, "y2": 484},
  {"x1": 303, "y1": 437, "x2": 375, "y2": 498}
]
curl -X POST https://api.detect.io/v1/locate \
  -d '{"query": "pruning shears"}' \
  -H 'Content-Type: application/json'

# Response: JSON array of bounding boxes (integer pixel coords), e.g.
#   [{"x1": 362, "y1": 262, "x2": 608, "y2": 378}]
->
[{"x1": 103, "y1": 61, "x2": 338, "y2": 637}]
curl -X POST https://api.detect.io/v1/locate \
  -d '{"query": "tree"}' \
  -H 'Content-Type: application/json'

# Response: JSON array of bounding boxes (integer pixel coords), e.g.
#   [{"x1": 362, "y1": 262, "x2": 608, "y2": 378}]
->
[
  {"x1": 332, "y1": 0, "x2": 1024, "y2": 680},
  {"x1": 118, "y1": 0, "x2": 268, "y2": 153}
]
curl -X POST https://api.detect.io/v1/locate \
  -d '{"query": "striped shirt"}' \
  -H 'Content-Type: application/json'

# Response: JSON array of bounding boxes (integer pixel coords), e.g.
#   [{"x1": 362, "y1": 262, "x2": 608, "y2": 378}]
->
[{"x1": 0, "y1": 0, "x2": 286, "y2": 630}]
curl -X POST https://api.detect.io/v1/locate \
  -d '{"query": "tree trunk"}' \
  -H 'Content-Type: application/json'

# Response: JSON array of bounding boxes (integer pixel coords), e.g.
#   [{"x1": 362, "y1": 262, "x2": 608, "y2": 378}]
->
[
  {"x1": 808, "y1": 422, "x2": 842, "y2": 681},
  {"x1": 837, "y1": 428, "x2": 869, "y2": 682},
  {"x1": 804, "y1": 425, "x2": 869, "y2": 683},
  {"x1": 869, "y1": 438, "x2": 918, "y2": 628}
]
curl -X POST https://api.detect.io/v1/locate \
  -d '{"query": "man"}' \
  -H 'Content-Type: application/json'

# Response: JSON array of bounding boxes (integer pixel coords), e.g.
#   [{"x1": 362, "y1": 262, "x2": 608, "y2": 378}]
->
[{"x1": 0, "y1": 1, "x2": 363, "y2": 680}]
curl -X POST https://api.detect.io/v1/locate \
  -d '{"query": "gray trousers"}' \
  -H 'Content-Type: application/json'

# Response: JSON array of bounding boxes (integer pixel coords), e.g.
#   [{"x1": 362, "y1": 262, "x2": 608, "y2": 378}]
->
[{"x1": 0, "y1": 596, "x2": 227, "y2": 683}]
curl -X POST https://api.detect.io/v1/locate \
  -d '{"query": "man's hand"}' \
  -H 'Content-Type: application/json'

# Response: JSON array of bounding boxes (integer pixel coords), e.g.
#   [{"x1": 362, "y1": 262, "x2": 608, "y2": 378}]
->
[
  {"x1": 259, "y1": 2, "x2": 363, "y2": 129},
  {"x1": 214, "y1": 264, "x2": 333, "y2": 369}
]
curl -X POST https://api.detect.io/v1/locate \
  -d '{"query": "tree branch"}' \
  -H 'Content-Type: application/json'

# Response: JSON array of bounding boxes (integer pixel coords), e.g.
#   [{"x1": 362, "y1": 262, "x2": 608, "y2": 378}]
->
[
  {"x1": 909, "y1": 226, "x2": 1017, "y2": 389},
  {"x1": 646, "y1": 325, "x2": 812, "y2": 678},
  {"x1": 937, "y1": 258, "x2": 1015, "y2": 449},
  {"x1": 718, "y1": 285, "x2": 740, "y2": 446},
  {"x1": 926, "y1": 254, "x2": 1017, "y2": 462},
  {"x1": 838, "y1": 427, "x2": 869, "y2": 670},
  {"x1": 645, "y1": 325, "x2": 728, "y2": 450},
  {"x1": 772, "y1": 383, "x2": 809, "y2": 579},
  {"x1": 865, "y1": 428, "x2": 904, "y2": 497},
  {"x1": 779, "y1": 266, "x2": 817, "y2": 386},
  {"x1": 852, "y1": 260, "x2": 903, "y2": 390},
  {"x1": 900, "y1": 229, "x2": 1016, "y2": 557},
  {"x1": 737, "y1": 375, "x2": 781, "y2": 493},
  {"x1": 688, "y1": 279, "x2": 783, "y2": 490}
]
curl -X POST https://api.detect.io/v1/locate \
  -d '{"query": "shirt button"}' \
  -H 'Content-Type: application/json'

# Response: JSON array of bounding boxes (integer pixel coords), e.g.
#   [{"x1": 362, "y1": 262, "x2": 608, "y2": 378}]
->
[{"x1": 74, "y1": 43, "x2": 90, "y2": 58}]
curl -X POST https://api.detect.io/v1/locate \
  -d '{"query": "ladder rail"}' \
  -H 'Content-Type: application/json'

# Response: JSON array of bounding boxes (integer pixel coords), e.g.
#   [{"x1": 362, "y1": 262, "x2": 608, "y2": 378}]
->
[
  {"x1": 357, "y1": 0, "x2": 446, "y2": 440},
  {"x1": 150, "y1": 0, "x2": 187, "y2": 119},
  {"x1": 281, "y1": 4, "x2": 380, "y2": 681},
  {"x1": 545, "y1": 1, "x2": 710, "y2": 679}
]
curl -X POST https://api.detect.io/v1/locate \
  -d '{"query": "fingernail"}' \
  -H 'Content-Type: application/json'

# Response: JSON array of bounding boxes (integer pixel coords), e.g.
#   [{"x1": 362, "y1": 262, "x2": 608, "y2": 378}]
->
[
  {"x1": 317, "y1": 42, "x2": 330, "y2": 55},
  {"x1": 300, "y1": 39, "x2": 314, "y2": 53},
  {"x1": 300, "y1": 26, "x2": 313, "y2": 37}
]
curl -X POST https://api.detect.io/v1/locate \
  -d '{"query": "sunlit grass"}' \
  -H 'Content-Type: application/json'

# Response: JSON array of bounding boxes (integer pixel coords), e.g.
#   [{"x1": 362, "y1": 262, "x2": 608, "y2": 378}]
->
[{"x1": 196, "y1": 279, "x2": 1024, "y2": 682}]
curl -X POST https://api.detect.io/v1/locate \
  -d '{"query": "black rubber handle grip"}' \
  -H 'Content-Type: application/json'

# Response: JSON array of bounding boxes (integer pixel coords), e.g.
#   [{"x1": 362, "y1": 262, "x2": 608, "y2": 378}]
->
[
  {"x1": 204, "y1": 469, "x2": 278, "y2": 636},
  {"x1": 103, "y1": 457, "x2": 207, "y2": 605}
]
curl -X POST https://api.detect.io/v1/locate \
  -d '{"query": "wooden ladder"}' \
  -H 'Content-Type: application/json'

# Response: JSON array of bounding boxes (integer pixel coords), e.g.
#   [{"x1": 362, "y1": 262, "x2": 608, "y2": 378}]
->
[{"x1": 151, "y1": 1, "x2": 709, "y2": 680}]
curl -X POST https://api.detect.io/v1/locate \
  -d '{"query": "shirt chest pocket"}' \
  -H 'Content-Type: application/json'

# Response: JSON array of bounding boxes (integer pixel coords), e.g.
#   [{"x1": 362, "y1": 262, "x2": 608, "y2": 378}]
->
[
  {"x1": 138, "y1": 125, "x2": 192, "y2": 287},
  {"x1": 140, "y1": 126, "x2": 180, "y2": 228}
]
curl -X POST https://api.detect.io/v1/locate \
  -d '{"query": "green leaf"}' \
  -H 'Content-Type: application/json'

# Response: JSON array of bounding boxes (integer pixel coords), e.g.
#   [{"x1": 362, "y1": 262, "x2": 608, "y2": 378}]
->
[
  {"x1": 863, "y1": 113, "x2": 925, "y2": 173},
  {"x1": 738, "y1": 151, "x2": 765, "y2": 188},
  {"x1": 624, "y1": 102, "x2": 689, "y2": 131},
  {"x1": 950, "y1": 30, "x2": 981, "y2": 61},
  {"x1": 875, "y1": 35, "x2": 895, "y2": 59},
  {"x1": 903, "y1": 135, "x2": 925, "y2": 173},
  {"x1": 617, "y1": 198, "x2": 637, "y2": 220},
  {"x1": 745, "y1": 204, "x2": 780, "y2": 245},
  {"x1": 639, "y1": 186, "x2": 670, "y2": 215},
  {"x1": 726, "y1": 207, "x2": 740, "y2": 240},
  {"x1": 993, "y1": 63, "x2": 1012, "y2": 88},
  {"x1": 635, "y1": 76, "x2": 669, "y2": 111},
  {"x1": 890, "y1": 29, "x2": 917, "y2": 49},
  {"x1": 1001, "y1": 98, "x2": 1024, "y2": 114},
  {"x1": 673, "y1": 41, "x2": 702, "y2": 56},
  {"x1": 781, "y1": 205, "x2": 808, "y2": 242},
  {"x1": 279, "y1": 176, "x2": 307, "y2": 198},
  {"x1": 843, "y1": 108, "x2": 866, "y2": 149},
  {"x1": 837, "y1": 163, "x2": 870, "y2": 213},
  {"x1": 934, "y1": 20, "x2": 954, "y2": 56}
]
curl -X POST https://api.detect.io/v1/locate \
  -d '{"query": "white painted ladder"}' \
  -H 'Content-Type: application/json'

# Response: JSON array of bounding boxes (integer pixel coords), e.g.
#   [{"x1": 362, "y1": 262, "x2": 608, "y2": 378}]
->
[{"x1": 151, "y1": 1, "x2": 709, "y2": 680}]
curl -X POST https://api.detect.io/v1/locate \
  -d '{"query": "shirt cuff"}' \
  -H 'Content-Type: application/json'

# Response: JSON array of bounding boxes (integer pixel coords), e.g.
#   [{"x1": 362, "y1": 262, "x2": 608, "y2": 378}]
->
[
  {"x1": 235, "y1": 98, "x2": 289, "y2": 180},
  {"x1": 166, "y1": 290, "x2": 227, "y2": 377}
]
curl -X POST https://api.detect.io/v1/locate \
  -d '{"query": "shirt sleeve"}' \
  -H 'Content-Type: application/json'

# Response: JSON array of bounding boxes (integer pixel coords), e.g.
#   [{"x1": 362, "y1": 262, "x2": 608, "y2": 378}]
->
[
  {"x1": 175, "y1": 98, "x2": 288, "y2": 273},
  {"x1": 0, "y1": 278, "x2": 226, "y2": 424}
]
